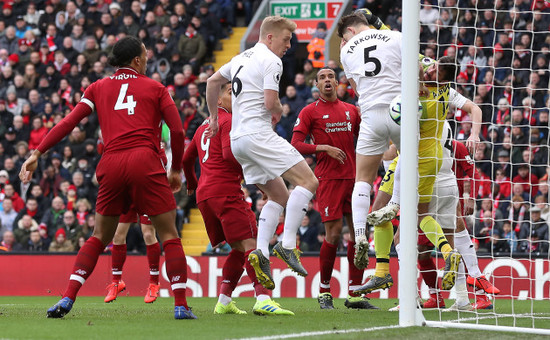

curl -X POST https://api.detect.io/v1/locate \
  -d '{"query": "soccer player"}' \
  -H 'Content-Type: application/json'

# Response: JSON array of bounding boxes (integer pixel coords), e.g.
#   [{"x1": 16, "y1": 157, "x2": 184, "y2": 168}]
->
[
  {"x1": 183, "y1": 82, "x2": 293, "y2": 316},
  {"x1": 20, "y1": 36, "x2": 196, "y2": 320},
  {"x1": 104, "y1": 211, "x2": 162, "y2": 304},
  {"x1": 355, "y1": 55, "x2": 461, "y2": 294},
  {"x1": 205, "y1": 16, "x2": 319, "y2": 290},
  {"x1": 336, "y1": 13, "x2": 404, "y2": 269},
  {"x1": 291, "y1": 67, "x2": 377, "y2": 310}
]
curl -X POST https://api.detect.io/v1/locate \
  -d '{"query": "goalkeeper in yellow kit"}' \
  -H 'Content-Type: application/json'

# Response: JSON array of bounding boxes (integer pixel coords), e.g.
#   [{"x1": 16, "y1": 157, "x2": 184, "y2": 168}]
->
[{"x1": 354, "y1": 50, "x2": 462, "y2": 294}]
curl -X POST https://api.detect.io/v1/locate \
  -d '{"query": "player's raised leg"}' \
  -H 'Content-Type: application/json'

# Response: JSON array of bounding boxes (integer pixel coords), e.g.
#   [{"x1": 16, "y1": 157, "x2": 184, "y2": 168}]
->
[
  {"x1": 351, "y1": 154, "x2": 381, "y2": 270},
  {"x1": 273, "y1": 160, "x2": 318, "y2": 276}
]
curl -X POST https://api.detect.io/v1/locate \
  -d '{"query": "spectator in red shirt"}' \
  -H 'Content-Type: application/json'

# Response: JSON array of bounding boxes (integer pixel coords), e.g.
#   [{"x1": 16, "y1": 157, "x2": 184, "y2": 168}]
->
[
  {"x1": 513, "y1": 164, "x2": 539, "y2": 198},
  {"x1": 28, "y1": 116, "x2": 49, "y2": 150}
]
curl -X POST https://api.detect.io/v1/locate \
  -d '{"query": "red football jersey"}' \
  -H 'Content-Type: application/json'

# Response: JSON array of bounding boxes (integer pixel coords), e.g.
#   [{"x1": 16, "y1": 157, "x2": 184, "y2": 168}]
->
[
  {"x1": 38, "y1": 67, "x2": 184, "y2": 170},
  {"x1": 292, "y1": 97, "x2": 359, "y2": 180},
  {"x1": 183, "y1": 107, "x2": 243, "y2": 203},
  {"x1": 452, "y1": 140, "x2": 480, "y2": 197}
]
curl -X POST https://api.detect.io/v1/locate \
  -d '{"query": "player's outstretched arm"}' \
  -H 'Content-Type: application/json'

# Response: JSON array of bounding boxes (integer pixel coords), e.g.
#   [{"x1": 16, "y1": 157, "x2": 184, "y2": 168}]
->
[
  {"x1": 205, "y1": 71, "x2": 229, "y2": 138},
  {"x1": 461, "y1": 100, "x2": 482, "y2": 154},
  {"x1": 19, "y1": 101, "x2": 93, "y2": 183}
]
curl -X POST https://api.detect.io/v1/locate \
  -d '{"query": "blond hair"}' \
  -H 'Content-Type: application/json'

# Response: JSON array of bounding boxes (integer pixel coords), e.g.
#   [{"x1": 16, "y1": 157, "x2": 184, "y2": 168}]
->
[{"x1": 260, "y1": 16, "x2": 297, "y2": 40}]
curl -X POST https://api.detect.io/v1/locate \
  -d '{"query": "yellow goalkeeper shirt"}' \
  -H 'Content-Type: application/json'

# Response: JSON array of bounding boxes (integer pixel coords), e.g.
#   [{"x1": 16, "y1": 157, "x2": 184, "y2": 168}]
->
[{"x1": 418, "y1": 55, "x2": 450, "y2": 160}]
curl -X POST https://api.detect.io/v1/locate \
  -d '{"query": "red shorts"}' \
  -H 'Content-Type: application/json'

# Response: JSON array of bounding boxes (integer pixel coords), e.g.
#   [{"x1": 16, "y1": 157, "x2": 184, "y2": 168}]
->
[
  {"x1": 119, "y1": 206, "x2": 152, "y2": 225},
  {"x1": 197, "y1": 195, "x2": 257, "y2": 246},
  {"x1": 316, "y1": 179, "x2": 353, "y2": 222},
  {"x1": 417, "y1": 228, "x2": 434, "y2": 247},
  {"x1": 95, "y1": 148, "x2": 176, "y2": 217}
]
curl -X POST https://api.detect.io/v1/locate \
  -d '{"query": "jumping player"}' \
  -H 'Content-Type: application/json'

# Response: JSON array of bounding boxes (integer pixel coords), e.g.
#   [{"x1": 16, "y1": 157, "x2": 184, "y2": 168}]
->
[
  {"x1": 356, "y1": 55, "x2": 461, "y2": 294},
  {"x1": 183, "y1": 82, "x2": 293, "y2": 316},
  {"x1": 205, "y1": 16, "x2": 319, "y2": 290}
]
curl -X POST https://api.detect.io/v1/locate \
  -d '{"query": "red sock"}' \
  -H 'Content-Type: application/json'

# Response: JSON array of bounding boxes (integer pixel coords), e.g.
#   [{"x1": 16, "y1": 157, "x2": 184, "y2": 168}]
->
[
  {"x1": 418, "y1": 258, "x2": 438, "y2": 291},
  {"x1": 319, "y1": 240, "x2": 337, "y2": 294},
  {"x1": 111, "y1": 244, "x2": 127, "y2": 283},
  {"x1": 244, "y1": 249, "x2": 269, "y2": 297},
  {"x1": 347, "y1": 241, "x2": 364, "y2": 297},
  {"x1": 146, "y1": 242, "x2": 161, "y2": 284},
  {"x1": 63, "y1": 236, "x2": 104, "y2": 300},
  {"x1": 163, "y1": 238, "x2": 188, "y2": 308},
  {"x1": 220, "y1": 249, "x2": 245, "y2": 297}
]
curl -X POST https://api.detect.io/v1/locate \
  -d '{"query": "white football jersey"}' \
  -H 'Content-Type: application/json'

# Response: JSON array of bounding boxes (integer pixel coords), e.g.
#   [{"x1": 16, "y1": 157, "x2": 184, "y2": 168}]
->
[
  {"x1": 435, "y1": 90, "x2": 468, "y2": 188},
  {"x1": 435, "y1": 121, "x2": 456, "y2": 188},
  {"x1": 219, "y1": 43, "x2": 282, "y2": 139},
  {"x1": 340, "y1": 29, "x2": 402, "y2": 113},
  {"x1": 449, "y1": 88, "x2": 468, "y2": 110}
]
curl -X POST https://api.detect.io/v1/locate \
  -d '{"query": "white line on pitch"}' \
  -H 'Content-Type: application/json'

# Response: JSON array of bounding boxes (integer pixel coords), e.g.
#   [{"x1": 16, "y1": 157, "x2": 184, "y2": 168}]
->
[{"x1": 232, "y1": 325, "x2": 404, "y2": 340}]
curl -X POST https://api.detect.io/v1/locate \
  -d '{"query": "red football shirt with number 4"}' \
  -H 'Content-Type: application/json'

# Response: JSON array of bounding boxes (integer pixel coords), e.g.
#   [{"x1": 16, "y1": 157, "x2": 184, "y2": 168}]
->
[{"x1": 83, "y1": 67, "x2": 175, "y2": 156}]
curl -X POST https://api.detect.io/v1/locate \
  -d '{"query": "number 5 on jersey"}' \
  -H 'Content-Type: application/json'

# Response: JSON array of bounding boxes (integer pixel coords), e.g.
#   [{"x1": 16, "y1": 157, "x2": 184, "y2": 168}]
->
[{"x1": 115, "y1": 83, "x2": 137, "y2": 115}]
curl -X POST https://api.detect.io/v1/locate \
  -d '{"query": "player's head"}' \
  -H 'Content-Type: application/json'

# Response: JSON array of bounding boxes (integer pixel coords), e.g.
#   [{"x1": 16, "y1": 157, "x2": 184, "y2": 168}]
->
[
  {"x1": 259, "y1": 16, "x2": 296, "y2": 58},
  {"x1": 315, "y1": 67, "x2": 338, "y2": 100},
  {"x1": 337, "y1": 13, "x2": 369, "y2": 45},
  {"x1": 423, "y1": 56, "x2": 457, "y2": 85},
  {"x1": 108, "y1": 36, "x2": 147, "y2": 75},
  {"x1": 218, "y1": 82, "x2": 231, "y2": 112}
]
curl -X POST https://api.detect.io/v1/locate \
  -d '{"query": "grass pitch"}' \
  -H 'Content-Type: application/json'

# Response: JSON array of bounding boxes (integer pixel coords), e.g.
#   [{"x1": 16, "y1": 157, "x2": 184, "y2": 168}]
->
[{"x1": 1, "y1": 297, "x2": 549, "y2": 339}]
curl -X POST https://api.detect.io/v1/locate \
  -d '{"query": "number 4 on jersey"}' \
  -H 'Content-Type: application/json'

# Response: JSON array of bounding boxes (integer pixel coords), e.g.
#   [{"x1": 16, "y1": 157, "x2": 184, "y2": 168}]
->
[{"x1": 115, "y1": 83, "x2": 137, "y2": 115}]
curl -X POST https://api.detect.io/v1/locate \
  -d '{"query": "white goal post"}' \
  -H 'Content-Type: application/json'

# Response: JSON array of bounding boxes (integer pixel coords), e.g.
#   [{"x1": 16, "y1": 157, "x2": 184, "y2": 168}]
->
[{"x1": 399, "y1": 0, "x2": 550, "y2": 335}]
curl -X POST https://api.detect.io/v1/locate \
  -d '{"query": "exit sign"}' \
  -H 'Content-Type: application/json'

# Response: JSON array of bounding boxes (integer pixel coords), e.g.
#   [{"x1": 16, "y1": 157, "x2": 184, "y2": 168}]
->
[{"x1": 270, "y1": 1, "x2": 344, "y2": 42}]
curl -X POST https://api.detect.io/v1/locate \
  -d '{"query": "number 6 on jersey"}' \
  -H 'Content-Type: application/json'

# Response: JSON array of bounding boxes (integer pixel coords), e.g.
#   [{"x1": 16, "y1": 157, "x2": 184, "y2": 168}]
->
[{"x1": 115, "y1": 83, "x2": 137, "y2": 115}]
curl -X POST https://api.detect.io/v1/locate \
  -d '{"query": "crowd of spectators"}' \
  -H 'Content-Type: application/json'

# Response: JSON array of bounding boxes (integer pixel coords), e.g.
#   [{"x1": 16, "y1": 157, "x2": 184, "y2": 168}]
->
[{"x1": 0, "y1": 0, "x2": 548, "y2": 255}]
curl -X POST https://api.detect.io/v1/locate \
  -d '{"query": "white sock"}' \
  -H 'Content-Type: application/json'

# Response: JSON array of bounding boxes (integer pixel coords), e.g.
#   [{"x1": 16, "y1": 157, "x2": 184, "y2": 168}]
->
[
  {"x1": 390, "y1": 158, "x2": 401, "y2": 205},
  {"x1": 256, "y1": 294, "x2": 270, "y2": 302},
  {"x1": 395, "y1": 243, "x2": 402, "y2": 262},
  {"x1": 352, "y1": 181, "x2": 372, "y2": 239},
  {"x1": 282, "y1": 186, "x2": 314, "y2": 249},
  {"x1": 455, "y1": 262, "x2": 469, "y2": 303},
  {"x1": 218, "y1": 294, "x2": 232, "y2": 306},
  {"x1": 257, "y1": 200, "x2": 284, "y2": 258},
  {"x1": 454, "y1": 229, "x2": 482, "y2": 278},
  {"x1": 383, "y1": 159, "x2": 393, "y2": 173}
]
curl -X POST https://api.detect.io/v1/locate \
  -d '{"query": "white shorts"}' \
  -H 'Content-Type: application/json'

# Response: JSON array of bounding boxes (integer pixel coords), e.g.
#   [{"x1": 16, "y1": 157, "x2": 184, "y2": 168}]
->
[
  {"x1": 356, "y1": 107, "x2": 401, "y2": 156},
  {"x1": 231, "y1": 132, "x2": 304, "y2": 185},
  {"x1": 429, "y1": 184, "x2": 458, "y2": 230}
]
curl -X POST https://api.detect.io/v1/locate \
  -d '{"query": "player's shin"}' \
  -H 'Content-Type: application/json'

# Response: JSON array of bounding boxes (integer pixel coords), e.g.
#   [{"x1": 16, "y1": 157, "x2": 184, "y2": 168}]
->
[
  {"x1": 163, "y1": 238, "x2": 189, "y2": 308},
  {"x1": 64, "y1": 236, "x2": 105, "y2": 300},
  {"x1": 219, "y1": 249, "x2": 245, "y2": 304},
  {"x1": 146, "y1": 242, "x2": 161, "y2": 284},
  {"x1": 455, "y1": 262, "x2": 469, "y2": 303},
  {"x1": 374, "y1": 221, "x2": 393, "y2": 277},
  {"x1": 282, "y1": 186, "x2": 314, "y2": 249},
  {"x1": 111, "y1": 244, "x2": 127, "y2": 283},
  {"x1": 351, "y1": 181, "x2": 372, "y2": 240},
  {"x1": 419, "y1": 216, "x2": 453, "y2": 258},
  {"x1": 454, "y1": 229, "x2": 482, "y2": 277},
  {"x1": 257, "y1": 201, "x2": 284, "y2": 257},
  {"x1": 319, "y1": 240, "x2": 338, "y2": 294}
]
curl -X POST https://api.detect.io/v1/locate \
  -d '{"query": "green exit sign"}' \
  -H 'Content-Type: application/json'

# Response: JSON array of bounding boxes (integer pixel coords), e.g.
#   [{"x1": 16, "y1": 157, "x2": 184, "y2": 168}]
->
[{"x1": 271, "y1": 2, "x2": 326, "y2": 19}]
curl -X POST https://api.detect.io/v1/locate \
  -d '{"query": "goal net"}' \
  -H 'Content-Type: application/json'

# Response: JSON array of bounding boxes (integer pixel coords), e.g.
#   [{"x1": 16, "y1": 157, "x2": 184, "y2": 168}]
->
[{"x1": 398, "y1": 0, "x2": 550, "y2": 335}]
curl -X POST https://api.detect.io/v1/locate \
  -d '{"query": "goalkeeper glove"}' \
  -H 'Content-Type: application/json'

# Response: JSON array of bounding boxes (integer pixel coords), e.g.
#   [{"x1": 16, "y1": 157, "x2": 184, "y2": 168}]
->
[{"x1": 354, "y1": 8, "x2": 390, "y2": 30}]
